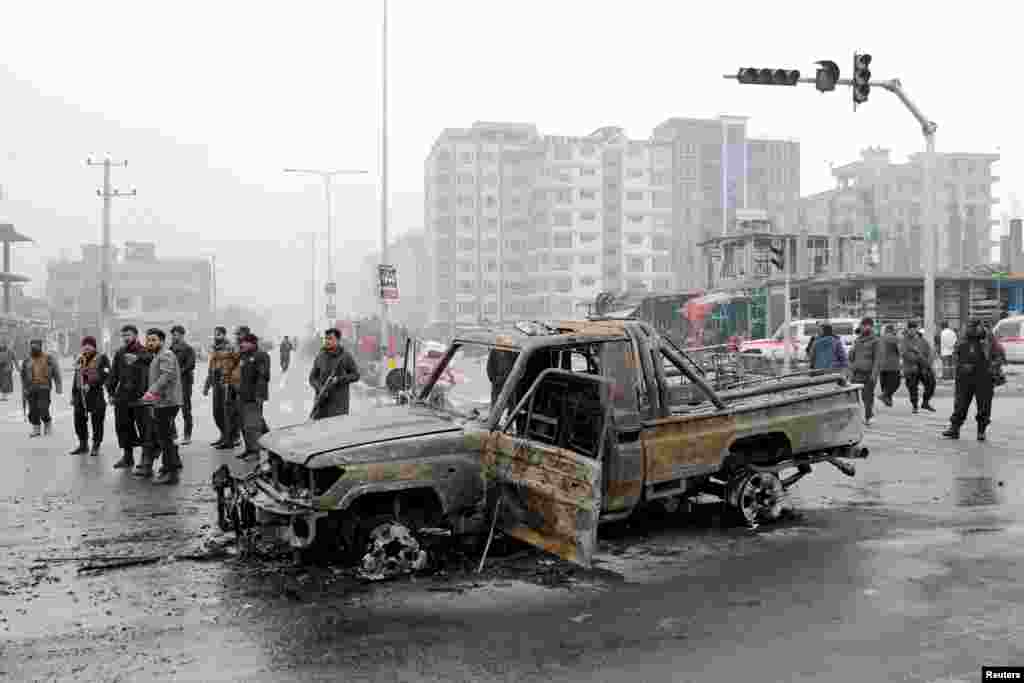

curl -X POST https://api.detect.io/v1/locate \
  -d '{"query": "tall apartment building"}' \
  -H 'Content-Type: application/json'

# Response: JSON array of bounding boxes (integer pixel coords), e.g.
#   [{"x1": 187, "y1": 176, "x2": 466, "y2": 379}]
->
[
  {"x1": 800, "y1": 147, "x2": 1000, "y2": 273},
  {"x1": 424, "y1": 118, "x2": 800, "y2": 330}
]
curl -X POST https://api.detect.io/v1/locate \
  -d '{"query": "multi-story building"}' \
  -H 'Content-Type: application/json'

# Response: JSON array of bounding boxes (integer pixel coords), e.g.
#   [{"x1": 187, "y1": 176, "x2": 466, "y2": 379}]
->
[
  {"x1": 652, "y1": 116, "x2": 800, "y2": 289},
  {"x1": 799, "y1": 147, "x2": 1000, "y2": 274},
  {"x1": 424, "y1": 118, "x2": 801, "y2": 330},
  {"x1": 47, "y1": 241, "x2": 212, "y2": 346}
]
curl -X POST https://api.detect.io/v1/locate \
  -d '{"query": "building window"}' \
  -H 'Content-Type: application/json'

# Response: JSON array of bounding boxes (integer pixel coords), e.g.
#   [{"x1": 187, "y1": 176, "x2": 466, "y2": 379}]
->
[
  {"x1": 457, "y1": 238, "x2": 475, "y2": 251},
  {"x1": 457, "y1": 195, "x2": 474, "y2": 209},
  {"x1": 555, "y1": 278, "x2": 572, "y2": 293},
  {"x1": 553, "y1": 233, "x2": 573, "y2": 249},
  {"x1": 580, "y1": 143, "x2": 595, "y2": 157},
  {"x1": 556, "y1": 190, "x2": 572, "y2": 204},
  {"x1": 579, "y1": 232, "x2": 599, "y2": 244},
  {"x1": 554, "y1": 145, "x2": 572, "y2": 161},
  {"x1": 484, "y1": 195, "x2": 498, "y2": 208},
  {"x1": 627, "y1": 214, "x2": 643, "y2": 224},
  {"x1": 652, "y1": 256, "x2": 670, "y2": 272},
  {"x1": 458, "y1": 261, "x2": 475, "y2": 273},
  {"x1": 484, "y1": 238, "x2": 498, "y2": 252},
  {"x1": 457, "y1": 174, "x2": 474, "y2": 185},
  {"x1": 458, "y1": 280, "x2": 473, "y2": 292},
  {"x1": 486, "y1": 217, "x2": 498, "y2": 229},
  {"x1": 654, "y1": 278, "x2": 671, "y2": 291},
  {"x1": 580, "y1": 211, "x2": 597, "y2": 221},
  {"x1": 483, "y1": 174, "x2": 498, "y2": 187},
  {"x1": 457, "y1": 302, "x2": 477, "y2": 314},
  {"x1": 581, "y1": 167, "x2": 597, "y2": 177},
  {"x1": 460, "y1": 152, "x2": 474, "y2": 164},
  {"x1": 628, "y1": 257, "x2": 645, "y2": 273},
  {"x1": 652, "y1": 172, "x2": 670, "y2": 186},
  {"x1": 626, "y1": 191, "x2": 644, "y2": 201},
  {"x1": 580, "y1": 276, "x2": 597, "y2": 287},
  {"x1": 651, "y1": 235, "x2": 669, "y2": 251},
  {"x1": 459, "y1": 216, "x2": 474, "y2": 228},
  {"x1": 580, "y1": 254, "x2": 597, "y2": 265},
  {"x1": 579, "y1": 189, "x2": 597, "y2": 201},
  {"x1": 627, "y1": 168, "x2": 644, "y2": 179},
  {"x1": 554, "y1": 255, "x2": 572, "y2": 271},
  {"x1": 627, "y1": 234, "x2": 644, "y2": 247},
  {"x1": 553, "y1": 212, "x2": 572, "y2": 227}
]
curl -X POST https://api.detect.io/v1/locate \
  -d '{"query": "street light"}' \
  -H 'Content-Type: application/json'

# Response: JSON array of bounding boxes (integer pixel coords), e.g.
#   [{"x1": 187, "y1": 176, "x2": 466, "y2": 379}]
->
[{"x1": 283, "y1": 168, "x2": 368, "y2": 331}]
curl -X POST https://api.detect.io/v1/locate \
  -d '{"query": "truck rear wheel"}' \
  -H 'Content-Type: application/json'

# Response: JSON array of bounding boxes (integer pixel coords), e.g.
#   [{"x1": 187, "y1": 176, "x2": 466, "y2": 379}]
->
[{"x1": 726, "y1": 470, "x2": 784, "y2": 527}]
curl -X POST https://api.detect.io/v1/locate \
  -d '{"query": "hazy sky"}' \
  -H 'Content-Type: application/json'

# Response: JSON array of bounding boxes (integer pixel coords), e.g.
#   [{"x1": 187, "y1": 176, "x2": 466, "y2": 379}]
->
[{"x1": 0, "y1": 0, "x2": 1017, "y2": 331}]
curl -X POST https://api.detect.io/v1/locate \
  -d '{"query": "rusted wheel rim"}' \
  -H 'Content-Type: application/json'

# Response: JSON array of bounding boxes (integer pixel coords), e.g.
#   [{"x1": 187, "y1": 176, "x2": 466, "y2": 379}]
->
[{"x1": 731, "y1": 471, "x2": 784, "y2": 525}]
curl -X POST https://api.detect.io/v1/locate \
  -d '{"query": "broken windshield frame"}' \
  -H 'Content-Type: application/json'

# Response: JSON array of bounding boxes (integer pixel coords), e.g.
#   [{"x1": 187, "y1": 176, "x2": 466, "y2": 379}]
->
[{"x1": 415, "y1": 341, "x2": 520, "y2": 422}]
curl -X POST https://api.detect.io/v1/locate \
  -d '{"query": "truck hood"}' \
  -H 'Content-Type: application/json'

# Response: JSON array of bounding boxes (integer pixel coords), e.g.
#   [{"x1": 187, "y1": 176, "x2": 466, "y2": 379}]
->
[{"x1": 258, "y1": 405, "x2": 462, "y2": 465}]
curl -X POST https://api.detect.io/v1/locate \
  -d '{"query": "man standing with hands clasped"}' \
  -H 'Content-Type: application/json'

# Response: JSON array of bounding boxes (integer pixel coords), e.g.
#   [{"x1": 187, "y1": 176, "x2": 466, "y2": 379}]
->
[
  {"x1": 137, "y1": 328, "x2": 183, "y2": 485},
  {"x1": 236, "y1": 332, "x2": 271, "y2": 459},
  {"x1": 849, "y1": 317, "x2": 882, "y2": 426}
]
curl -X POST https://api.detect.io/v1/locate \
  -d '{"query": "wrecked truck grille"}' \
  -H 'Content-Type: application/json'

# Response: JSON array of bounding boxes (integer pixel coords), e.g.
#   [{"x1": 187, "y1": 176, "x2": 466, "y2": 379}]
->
[{"x1": 269, "y1": 454, "x2": 308, "y2": 490}]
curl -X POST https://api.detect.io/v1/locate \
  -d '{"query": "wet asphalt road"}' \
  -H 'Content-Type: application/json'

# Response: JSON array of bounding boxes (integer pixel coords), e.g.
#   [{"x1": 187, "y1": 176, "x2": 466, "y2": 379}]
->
[{"x1": 2, "y1": 362, "x2": 1023, "y2": 682}]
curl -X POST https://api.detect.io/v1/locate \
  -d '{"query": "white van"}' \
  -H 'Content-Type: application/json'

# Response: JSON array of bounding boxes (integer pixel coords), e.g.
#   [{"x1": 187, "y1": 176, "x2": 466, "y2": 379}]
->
[
  {"x1": 741, "y1": 318, "x2": 859, "y2": 362},
  {"x1": 993, "y1": 315, "x2": 1024, "y2": 364}
]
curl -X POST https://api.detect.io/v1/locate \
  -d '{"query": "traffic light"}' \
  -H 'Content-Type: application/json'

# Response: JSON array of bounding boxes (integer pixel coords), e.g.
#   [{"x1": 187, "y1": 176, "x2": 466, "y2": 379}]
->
[
  {"x1": 769, "y1": 241, "x2": 785, "y2": 271},
  {"x1": 853, "y1": 53, "x2": 871, "y2": 106},
  {"x1": 736, "y1": 67, "x2": 801, "y2": 86},
  {"x1": 814, "y1": 60, "x2": 840, "y2": 92}
]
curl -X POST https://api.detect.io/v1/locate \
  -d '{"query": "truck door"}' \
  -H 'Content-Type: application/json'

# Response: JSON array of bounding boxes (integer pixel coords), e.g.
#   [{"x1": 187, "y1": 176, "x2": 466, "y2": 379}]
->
[
  {"x1": 484, "y1": 369, "x2": 610, "y2": 568},
  {"x1": 598, "y1": 339, "x2": 648, "y2": 514}
]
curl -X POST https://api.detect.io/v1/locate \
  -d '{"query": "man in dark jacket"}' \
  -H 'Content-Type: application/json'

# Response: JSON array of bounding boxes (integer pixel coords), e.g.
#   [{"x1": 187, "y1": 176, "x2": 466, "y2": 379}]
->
[
  {"x1": 236, "y1": 333, "x2": 271, "y2": 458},
  {"x1": 279, "y1": 336, "x2": 294, "y2": 372},
  {"x1": 309, "y1": 328, "x2": 360, "y2": 419},
  {"x1": 21, "y1": 339, "x2": 62, "y2": 437},
  {"x1": 106, "y1": 325, "x2": 154, "y2": 469},
  {"x1": 878, "y1": 324, "x2": 902, "y2": 406},
  {"x1": 849, "y1": 317, "x2": 882, "y2": 425},
  {"x1": 69, "y1": 336, "x2": 111, "y2": 456},
  {"x1": 203, "y1": 326, "x2": 233, "y2": 447},
  {"x1": 900, "y1": 321, "x2": 935, "y2": 414},
  {"x1": 942, "y1": 318, "x2": 1006, "y2": 441},
  {"x1": 170, "y1": 325, "x2": 196, "y2": 445}
]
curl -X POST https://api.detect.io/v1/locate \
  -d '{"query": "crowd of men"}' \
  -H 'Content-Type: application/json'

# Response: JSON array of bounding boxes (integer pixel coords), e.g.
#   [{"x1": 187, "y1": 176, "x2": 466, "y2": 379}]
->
[
  {"x1": 806, "y1": 316, "x2": 1006, "y2": 440},
  {"x1": 0, "y1": 324, "x2": 360, "y2": 485}
]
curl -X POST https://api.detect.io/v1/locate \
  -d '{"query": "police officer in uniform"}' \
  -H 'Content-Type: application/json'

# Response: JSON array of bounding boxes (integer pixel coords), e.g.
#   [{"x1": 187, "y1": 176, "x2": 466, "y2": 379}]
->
[{"x1": 942, "y1": 318, "x2": 1006, "y2": 442}]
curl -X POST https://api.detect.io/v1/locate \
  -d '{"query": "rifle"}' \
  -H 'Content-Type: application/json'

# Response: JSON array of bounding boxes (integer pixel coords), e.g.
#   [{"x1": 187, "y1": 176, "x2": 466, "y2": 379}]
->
[{"x1": 309, "y1": 362, "x2": 342, "y2": 421}]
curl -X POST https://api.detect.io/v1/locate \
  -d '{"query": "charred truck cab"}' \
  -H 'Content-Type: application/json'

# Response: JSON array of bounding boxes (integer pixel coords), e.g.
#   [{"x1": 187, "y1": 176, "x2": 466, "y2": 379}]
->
[{"x1": 213, "y1": 319, "x2": 868, "y2": 576}]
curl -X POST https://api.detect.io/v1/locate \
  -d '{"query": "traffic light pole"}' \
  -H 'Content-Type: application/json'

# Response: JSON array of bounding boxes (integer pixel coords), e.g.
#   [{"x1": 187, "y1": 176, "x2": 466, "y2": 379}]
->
[
  {"x1": 724, "y1": 72, "x2": 939, "y2": 342},
  {"x1": 783, "y1": 236, "x2": 792, "y2": 374}
]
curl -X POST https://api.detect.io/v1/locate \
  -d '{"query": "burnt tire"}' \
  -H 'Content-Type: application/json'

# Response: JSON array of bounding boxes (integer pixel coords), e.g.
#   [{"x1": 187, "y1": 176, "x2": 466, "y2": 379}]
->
[{"x1": 353, "y1": 515, "x2": 429, "y2": 581}]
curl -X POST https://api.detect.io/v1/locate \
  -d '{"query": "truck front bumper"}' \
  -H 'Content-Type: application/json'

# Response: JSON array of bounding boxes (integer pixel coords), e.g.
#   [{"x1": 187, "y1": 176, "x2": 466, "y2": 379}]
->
[{"x1": 211, "y1": 464, "x2": 328, "y2": 549}]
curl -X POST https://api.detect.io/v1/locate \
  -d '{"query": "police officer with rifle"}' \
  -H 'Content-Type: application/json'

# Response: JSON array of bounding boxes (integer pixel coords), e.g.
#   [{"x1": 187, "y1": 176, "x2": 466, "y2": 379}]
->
[{"x1": 308, "y1": 328, "x2": 360, "y2": 420}]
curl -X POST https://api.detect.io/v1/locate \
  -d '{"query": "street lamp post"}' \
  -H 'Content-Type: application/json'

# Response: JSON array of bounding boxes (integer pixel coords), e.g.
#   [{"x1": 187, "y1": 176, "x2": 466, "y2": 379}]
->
[
  {"x1": 379, "y1": 0, "x2": 391, "y2": 390},
  {"x1": 283, "y1": 168, "x2": 368, "y2": 333}
]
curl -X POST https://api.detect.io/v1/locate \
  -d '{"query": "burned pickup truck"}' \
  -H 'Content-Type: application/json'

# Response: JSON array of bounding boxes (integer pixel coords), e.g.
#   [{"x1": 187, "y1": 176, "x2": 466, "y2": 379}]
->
[{"x1": 212, "y1": 319, "x2": 868, "y2": 575}]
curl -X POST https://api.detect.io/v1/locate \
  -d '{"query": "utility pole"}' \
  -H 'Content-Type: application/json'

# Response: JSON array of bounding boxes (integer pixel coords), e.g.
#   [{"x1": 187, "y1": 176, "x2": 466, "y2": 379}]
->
[
  {"x1": 307, "y1": 231, "x2": 317, "y2": 338},
  {"x1": 379, "y1": 0, "x2": 391, "y2": 390},
  {"x1": 283, "y1": 168, "x2": 367, "y2": 333},
  {"x1": 726, "y1": 58, "x2": 939, "y2": 342},
  {"x1": 86, "y1": 155, "x2": 135, "y2": 354}
]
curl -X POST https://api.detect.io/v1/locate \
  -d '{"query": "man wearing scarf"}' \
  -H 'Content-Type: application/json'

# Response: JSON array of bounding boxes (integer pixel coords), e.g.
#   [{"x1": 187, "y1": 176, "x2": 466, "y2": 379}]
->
[
  {"x1": 203, "y1": 326, "x2": 233, "y2": 447},
  {"x1": 213, "y1": 326, "x2": 247, "y2": 450},
  {"x1": 106, "y1": 325, "x2": 153, "y2": 469},
  {"x1": 236, "y1": 332, "x2": 271, "y2": 458},
  {"x1": 20, "y1": 339, "x2": 62, "y2": 437},
  {"x1": 69, "y1": 336, "x2": 111, "y2": 456},
  {"x1": 137, "y1": 328, "x2": 184, "y2": 484}
]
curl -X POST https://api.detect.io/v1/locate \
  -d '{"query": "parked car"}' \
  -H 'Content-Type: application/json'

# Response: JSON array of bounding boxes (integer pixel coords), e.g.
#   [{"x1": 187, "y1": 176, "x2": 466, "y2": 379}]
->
[
  {"x1": 993, "y1": 315, "x2": 1024, "y2": 364},
  {"x1": 741, "y1": 318, "x2": 858, "y2": 363}
]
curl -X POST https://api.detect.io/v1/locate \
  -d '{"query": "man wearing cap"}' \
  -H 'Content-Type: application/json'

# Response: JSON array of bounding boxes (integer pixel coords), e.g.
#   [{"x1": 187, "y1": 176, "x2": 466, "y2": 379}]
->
[
  {"x1": 138, "y1": 328, "x2": 184, "y2": 484},
  {"x1": 900, "y1": 321, "x2": 935, "y2": 414},
  {"x1": 203, "y1": 326, "x2": 233, "y2": 447},
  {"x1": 236, "y1": 332, "x2": 271, "y2": 458},
  {"x1": 170, "y1": 325, "x2": 196, "y2": 445},
  {"x1": 20, "y1": 338, "x2": 62, "y2": 437},
  {"x1": 69, "y1": 336, "x2": 111, "y2": 456},
  {"x1": 107, "y1": 324, "x2": 154, "y2": 469},
  {"x1": 942, "y1": 318, "x2": 1006, "y2": 441}
]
